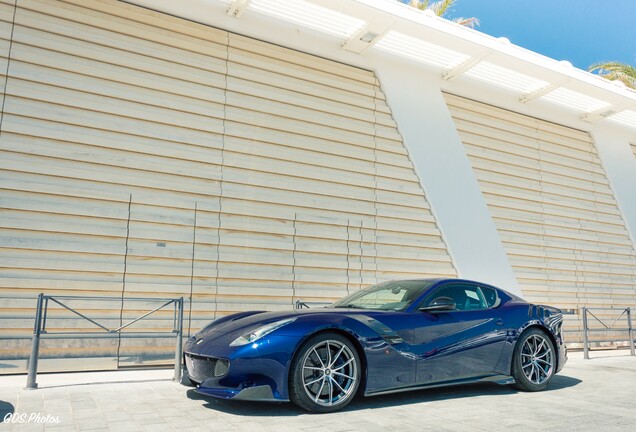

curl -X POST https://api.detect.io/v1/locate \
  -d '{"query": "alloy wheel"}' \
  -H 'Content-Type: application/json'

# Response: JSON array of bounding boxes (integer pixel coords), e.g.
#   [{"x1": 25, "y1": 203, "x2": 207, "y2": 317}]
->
[
  {"x1": 301, "y1": 339, "x2": 358, "y2": 407},
  {"x1": 520, "y1": 333, "x2": 554, "y2": 385}
]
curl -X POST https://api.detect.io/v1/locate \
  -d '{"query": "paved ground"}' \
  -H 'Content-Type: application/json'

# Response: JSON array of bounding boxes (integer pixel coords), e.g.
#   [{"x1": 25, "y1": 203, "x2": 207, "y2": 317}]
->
[{"x1": 0, "y1": 350, "x2": 635, "y2": 432}]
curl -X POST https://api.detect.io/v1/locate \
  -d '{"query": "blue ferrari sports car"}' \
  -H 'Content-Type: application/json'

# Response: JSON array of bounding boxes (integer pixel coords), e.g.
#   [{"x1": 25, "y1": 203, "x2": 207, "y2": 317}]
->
[{"x1": 183, "y1": 278, "x2": 567, "y2": 412}]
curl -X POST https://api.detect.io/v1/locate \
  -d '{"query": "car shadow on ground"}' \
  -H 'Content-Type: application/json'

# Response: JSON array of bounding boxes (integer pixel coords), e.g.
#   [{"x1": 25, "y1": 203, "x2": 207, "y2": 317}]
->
[
  {"x1": 186, "y1": 374, "x2": 581, "y2": 416},
  {"x1": 0, "y1": 400, "x2": 15, "y2": 419}
]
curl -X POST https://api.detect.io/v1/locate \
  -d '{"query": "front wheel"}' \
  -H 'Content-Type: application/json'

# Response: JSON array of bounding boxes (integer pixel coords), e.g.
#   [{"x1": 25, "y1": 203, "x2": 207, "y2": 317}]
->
[
  {"x1": 289, "y1": 332, "x2": 361, "y2": 413},
  {"x1": 512, "y1": 328, "x2": 556, "y2": 391}
]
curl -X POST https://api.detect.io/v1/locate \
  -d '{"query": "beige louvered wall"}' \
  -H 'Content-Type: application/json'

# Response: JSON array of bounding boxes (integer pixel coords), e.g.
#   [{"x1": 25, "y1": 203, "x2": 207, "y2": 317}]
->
[
  {"x1": 631, "y1": 143, "x2": 636, "y2": 159},
  {"x1": 0, "y1": 0, "x2": 14, "y2": 126},
  {"x1": 0, "y1": 0, "x2": 455, "y2": 372},
  {"x1": 445, "y1": 93, "x2": 636, "y2": 342}
]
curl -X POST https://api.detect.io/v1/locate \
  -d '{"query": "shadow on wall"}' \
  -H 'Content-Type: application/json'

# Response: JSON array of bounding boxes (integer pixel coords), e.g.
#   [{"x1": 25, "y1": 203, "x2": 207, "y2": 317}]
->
[{"x1": 185, "y1": 374, "x2": 582, "y2": 416}]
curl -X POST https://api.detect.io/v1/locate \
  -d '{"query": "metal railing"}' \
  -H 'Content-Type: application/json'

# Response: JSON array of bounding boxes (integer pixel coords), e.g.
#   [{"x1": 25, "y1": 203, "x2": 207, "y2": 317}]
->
[
  {"x1": 294, "y1": 300, "x2": 332, "y2": 309},
  {"x1": 26, "y1": 294, "x2": 184, "y2": 389},
  {"x1": 581, "y1": 307, "x2": 635, "y2": 359}
]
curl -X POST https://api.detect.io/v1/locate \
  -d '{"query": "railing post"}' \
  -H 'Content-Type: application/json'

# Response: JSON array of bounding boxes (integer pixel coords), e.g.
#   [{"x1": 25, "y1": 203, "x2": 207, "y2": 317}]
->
[
  {"x1": 582, "y1": 307, "x2": 590, "y2": 360},
  {"x1": 26, "y1": 294, "x2": 44, "y2": 389},
  {"x1": 627, "y1": 307, "x2": 635, "y2": 357},
  {"x1": 173, "y1": 297, "x2": 184, "y2": 382}
]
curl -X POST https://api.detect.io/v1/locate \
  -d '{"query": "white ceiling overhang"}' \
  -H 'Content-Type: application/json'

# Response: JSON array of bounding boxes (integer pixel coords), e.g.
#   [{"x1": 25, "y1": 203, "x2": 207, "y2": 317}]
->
[{"x1": 125, "y1": 0, "x2": 636, "y2": 131}]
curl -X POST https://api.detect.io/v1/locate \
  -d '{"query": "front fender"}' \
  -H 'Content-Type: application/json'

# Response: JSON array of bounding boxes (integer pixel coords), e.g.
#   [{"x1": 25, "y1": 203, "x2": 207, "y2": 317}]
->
[{"x1": 279, "y1": 314, "x2": 416, "y2": 395}]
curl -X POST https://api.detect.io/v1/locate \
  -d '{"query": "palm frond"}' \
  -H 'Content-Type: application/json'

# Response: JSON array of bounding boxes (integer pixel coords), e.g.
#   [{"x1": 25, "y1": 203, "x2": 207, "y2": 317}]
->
[
  {"x1": 429, "y1": 0, "x2": 457, "y2": 17},
  {"x1": 589, "y1": 61, "x2": 636, "y2": 89},
  {"x1": 452, "y1": 16, "x2": 480, "y2": 28},
  {"x1": 404, "y1": 0, "x2": 479, "y2": 27},
  {"x1": 409, "y1": 0, "x2": 428, "y2": 10}
]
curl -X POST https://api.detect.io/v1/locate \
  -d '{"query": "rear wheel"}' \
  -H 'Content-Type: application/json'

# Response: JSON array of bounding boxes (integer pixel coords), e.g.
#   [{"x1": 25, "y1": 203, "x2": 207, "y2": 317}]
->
[
  {"x1": 289, "y1": 332, "x2": 360, "y2": 413},
  {"x1": 512, "y1": 328, "x2": 556, "y2": 391}
]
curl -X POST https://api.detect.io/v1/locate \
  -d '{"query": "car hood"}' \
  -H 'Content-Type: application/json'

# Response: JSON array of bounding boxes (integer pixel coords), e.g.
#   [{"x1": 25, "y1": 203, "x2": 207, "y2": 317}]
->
[{"x1": 193, "y1": 307, "x2": 378, "y2": 339}]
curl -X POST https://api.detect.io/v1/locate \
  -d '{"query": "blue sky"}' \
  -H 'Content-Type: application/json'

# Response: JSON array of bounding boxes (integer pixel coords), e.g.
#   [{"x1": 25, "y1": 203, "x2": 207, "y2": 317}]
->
[{"x1": 420, "y1": 0, "x2": 636, "y2": 70}]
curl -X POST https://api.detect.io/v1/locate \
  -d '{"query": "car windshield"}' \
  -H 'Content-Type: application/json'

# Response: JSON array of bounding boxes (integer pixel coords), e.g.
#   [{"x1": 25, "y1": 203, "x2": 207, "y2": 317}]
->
[{"x1": 331, "y1": 280, "x2": 436, "y2": 311}]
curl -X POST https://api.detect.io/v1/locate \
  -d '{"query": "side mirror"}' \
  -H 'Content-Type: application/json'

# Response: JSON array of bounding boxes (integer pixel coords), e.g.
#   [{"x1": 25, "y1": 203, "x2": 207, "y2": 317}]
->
[{"x1": 419, "y1": 296, "x2": 456, "y2": 313}]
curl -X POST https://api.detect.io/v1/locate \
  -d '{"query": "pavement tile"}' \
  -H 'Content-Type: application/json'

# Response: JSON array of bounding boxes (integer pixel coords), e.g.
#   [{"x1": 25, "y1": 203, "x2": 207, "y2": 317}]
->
[
  {"x1": 140, "y1": 423, "x2": 173, "y2": 432},
  {"x1": 10, "y1": 424, "x2": 45, "y2": 432},
  {"x1": 67, "y1": 393, "x2": 91, "y2": 403},
  {"x1": 44, "y1": 425, "x2": 78, "y2": 432},
  {"x1": 42, "y1": 401, "x2": 71, "y2": 411},
  {"x1": 1, "y1": 352, "x2": 635, "y2": 432},
  {"x1": 186, "y1": 409, "x2": 219, "y2": 421},
  {"x1": 70, "y1": 409, "x2": 100, "y2": 421},
  {"x1": 105, "y1": 420, "x2": 144, "y2": 432},
  {"x1": 128, "y1": 414, "x2": 163, "y2": 426},
  {"x1": 70, "y1": 401, "x2": 97, "y2": 411},
  {"x1": 162, "y1": 415, "x2": 199, "y2": 428},
  {"x1": 102, "y1": 412, "x2": 132, "y2": 423},
  {"x1": 75, "y1": 416, "x2": 108, "y2": 431},
  {"x1": 123, "y1": 405, "x2": 154, "y2": 416},
  {"x1": 194, "y1": 420, "x2": 238, "y2": 432}
]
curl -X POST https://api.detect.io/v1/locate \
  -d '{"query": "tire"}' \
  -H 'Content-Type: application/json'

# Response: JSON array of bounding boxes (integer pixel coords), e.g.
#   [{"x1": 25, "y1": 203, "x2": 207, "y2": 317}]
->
[
  {"x1": 512, "y1": 328, "x2": 556, "y2": 391},
  {"x1": 289, "y1": 332, "x2": 361, "y2": 413}
]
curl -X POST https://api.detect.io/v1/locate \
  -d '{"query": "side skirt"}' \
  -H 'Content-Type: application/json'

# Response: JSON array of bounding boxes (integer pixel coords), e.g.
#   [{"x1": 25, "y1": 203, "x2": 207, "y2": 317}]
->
[{"x1": 364, "y1": 374, "x2": 515, "y2": 397}]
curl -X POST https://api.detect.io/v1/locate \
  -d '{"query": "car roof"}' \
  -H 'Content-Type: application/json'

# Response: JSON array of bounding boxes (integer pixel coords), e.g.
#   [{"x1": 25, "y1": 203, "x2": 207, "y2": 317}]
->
[
  {"x1": 393, "y1": 277, "x2": 491, "y2": 286},
  {"x1": 392, "y1": 277, "x2": 522, "y2": 300}
]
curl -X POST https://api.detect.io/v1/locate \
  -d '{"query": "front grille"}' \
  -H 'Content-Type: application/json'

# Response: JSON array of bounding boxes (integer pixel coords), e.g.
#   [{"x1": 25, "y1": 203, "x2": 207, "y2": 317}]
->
[{"x1": 185, "y1": 353, "x2": 228, "y2": 383}]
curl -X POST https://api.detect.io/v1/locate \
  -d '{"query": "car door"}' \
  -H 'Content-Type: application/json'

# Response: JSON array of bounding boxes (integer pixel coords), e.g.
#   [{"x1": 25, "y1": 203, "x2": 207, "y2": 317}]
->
[{"x1": 410, "y1": 283, "x2": 507, "y2": 385}]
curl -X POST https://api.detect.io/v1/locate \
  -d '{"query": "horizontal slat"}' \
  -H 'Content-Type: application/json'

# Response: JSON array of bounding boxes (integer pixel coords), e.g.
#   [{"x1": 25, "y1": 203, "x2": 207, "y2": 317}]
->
[
  {"x1": 446, "y1": 93, "x2": 636, "y2": 313},
  {"x1": 12, "y1": 26, "x2": 227, "y2": 88},
  {"x1": 0, "y1": 2, "x2": 9, "y2": 121},
  {"x1": 226, "y1": 75, "x2": 375, "y2": 124},
  {"x1": 0, "y1": 0, "x2": 458, "y2": 374},
  {"x1": 6, "y1": 79, "x2": 225, "y2": 133},
  {"x1": 10, "y1": 59, "x2": 226, "y2": 116},
  {"x1": 4, "y1": 103, "x2": 218, "y2": 148},
  {"x1": 229, "y1": 33, "x2": 375, "y2": 93},
  {"x1": 62, "y1": 0, "x2": 228, "y2": 45},
  {"x1": 17, "y1": 0, "x2": 228, "y2": 61}
]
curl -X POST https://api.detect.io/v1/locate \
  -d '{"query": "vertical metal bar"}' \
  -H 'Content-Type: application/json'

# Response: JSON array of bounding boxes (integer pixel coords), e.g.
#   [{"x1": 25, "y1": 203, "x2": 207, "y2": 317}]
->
[
  {"x1": 173, "y1": 297, "x2": 184, "y2": 382},
  {"x1": 41, "y1": 297, "x2": 49, "y2": 332},
  {"x1": 291, "y1": 214, "x2": 297, "y2": 307},
  {"x1": 26, "y1": 294, "x2": 44, "y2": 389},
  {"x1": 345, "y1": 219, "x2": 351, "y2": 297},
  {"x1": 627, "y1": 307, "x2": 635, "y2": 357},
  {"x1": 582, "y1": 307, "x2": 590, "y2": 360}
]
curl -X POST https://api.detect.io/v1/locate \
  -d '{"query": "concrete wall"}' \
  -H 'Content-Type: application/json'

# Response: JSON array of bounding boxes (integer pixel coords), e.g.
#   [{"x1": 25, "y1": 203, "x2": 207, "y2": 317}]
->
[{"x1": 374, "y1": 64, "x2": 520, "y2": 294}]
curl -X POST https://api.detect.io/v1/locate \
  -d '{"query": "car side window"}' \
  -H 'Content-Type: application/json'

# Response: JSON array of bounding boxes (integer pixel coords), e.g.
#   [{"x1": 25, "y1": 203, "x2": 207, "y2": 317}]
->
[
  {"x1": 480, "y1": 286, "x2": 500, "y2": 308},
  {"x1": 424, "y1": 284, "x2": 488, "y2": 311}
]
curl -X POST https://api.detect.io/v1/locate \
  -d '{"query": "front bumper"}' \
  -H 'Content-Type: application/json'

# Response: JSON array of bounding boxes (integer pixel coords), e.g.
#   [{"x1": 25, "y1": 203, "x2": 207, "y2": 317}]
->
[
  {"x1": 185, "y1": 353, "x2": 229, "y2": 384},
  {"x1": 183, "y1": 336, "x2": 293, "y2": 402},
  {"x1": 195, "y1": 382, "x2": 280, "y2": 402}
]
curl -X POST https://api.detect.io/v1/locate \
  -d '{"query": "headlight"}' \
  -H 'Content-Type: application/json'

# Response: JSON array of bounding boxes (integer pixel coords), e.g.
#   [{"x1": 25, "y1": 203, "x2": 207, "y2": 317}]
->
[{"x1": 229, "y1": 318, "x2": 296, "y2": 347}]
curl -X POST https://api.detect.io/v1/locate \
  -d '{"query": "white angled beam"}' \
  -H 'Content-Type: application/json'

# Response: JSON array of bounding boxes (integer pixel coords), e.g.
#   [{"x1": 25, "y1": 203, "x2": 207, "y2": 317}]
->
[
  {"x1": 442, "y1": 51, "x2": 491, "y2": 81},
  {"x1": 227, "y1": 0, "x2": 250, "y2": 18},
  {"x1": 581, "y1": 101, "x2": 636, "y2": 123},
  {"x1": 342, "y1": 17, "x2": 394, "y2": 54},
  {"x1": 519, "y1": 78, "x2": 569, "y2": 104}
]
